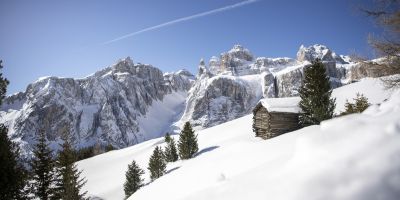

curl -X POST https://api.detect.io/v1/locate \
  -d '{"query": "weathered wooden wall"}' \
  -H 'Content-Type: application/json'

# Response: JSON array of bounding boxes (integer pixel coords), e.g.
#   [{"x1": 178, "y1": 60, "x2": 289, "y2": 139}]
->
[
  {"x1": 253, "y1": 106, "x2": 270, "y2": 139},
  {"x1": 268, "y1": 112, "x2": 300, "y2": 138},
  {"x1": 253, "y1": 104, "x2": 300, "y2": 139}
]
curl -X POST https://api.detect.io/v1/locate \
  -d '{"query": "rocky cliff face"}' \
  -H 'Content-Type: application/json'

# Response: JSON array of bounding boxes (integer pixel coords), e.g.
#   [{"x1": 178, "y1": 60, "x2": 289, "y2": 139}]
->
[
  {"x1": 0, "y1": 57, "x2": 193, "y2": 155},
  {"x1": 177, "y1": 44, "x2": 362, "y2": 129},
  {"x1": 178, "y1": 69, "x2": 262, "y2": 129},
  {"x1": 1, "y1": 44, "x2": 382, "y2": 155},
  {"x1": 296, "y1": 44, "x2": 346, "y2": 64}
]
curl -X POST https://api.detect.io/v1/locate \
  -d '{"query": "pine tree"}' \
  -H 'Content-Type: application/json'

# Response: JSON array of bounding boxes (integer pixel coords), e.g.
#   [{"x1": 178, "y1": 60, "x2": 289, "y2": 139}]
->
[
  {"x1": 341, "y1": 100, "x2": 355, "y2": 115},
  {"x1": 178, "y1": 122, "x2": 199, "y2": 160},
  {"x1": 164, "y1": 137, "x2": 179, "y2": 162},
  {"x1": 299, "y1": 59, "x2": 336, "y2": 126},
  {"x1": 0, "y1": 60, "x2": 28, "y2": 200},
  {"x1": 354, "y1": 93, "x2": 370, "y2": 112},
  {"x1": 0, "y1": 60, "x2": 9, "y2": 105},
  {"x1": 123, "y1": 160, "x2": 144, "y2": 199},
  {"x1": 105, "y1": 143, "x2": 115, "y2": 152},
  {"x1": 30, "y1": 130, "x2": 55, "y2": 200},
  {"x1": 0, "y1": 125, "x2": 28, "y2": 200},
  {"x1": 147, "y1": 146, "x2": 166, "y2": 181},
  {"x1": 341, "y1": 93, "x2": 370, "y2": 115},
  {"x1": 164, "y1": 132, "x2": 172, "y2": 143},
  {"x1": 75, "y1": 146, "x2": 95, "y2": 161},
  {"x1": 53, "y1": 131, "x2": 87, "y2": 200}
]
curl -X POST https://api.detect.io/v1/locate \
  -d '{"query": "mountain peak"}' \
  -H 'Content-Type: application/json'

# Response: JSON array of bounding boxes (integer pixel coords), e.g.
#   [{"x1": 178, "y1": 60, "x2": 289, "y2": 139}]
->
[
  {"x1": 296, "y1": 44, "x2": 344, "y2": 63},
  {"x1": 228, "y1": 44, "x2": 253, "y2": 56},
  {"x1": 176, "y1": 69, "x2": 195, "y2": 78},
  {"x1": 206, "y1": 44, "x2": 255, "y2": 75},
  {"x1": 197, "y1": 58, "x2": 210, "y2": 78},
  {"x1": 229, "y1": 44, "x2": 245, "y2": 52}
]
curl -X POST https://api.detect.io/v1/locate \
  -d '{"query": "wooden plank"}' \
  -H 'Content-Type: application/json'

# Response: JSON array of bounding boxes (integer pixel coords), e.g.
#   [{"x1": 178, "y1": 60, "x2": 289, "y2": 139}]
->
[
  {"x1": 269, "y1": 123, "x2": 298, "y2": 127},
  {"x1": 269, "y1": 121, "x2": 299, "y2": 125},
  {"x1": 269, "y1": 120, "x2": 298, "y2": 124},
  {"x1": 270, "y1": 127, "x2": 299, "y2": 130},
  {"x1": 270, "y1": 116, "x2": 299, "y2": 121},
  {"x1": 269, "y1": 122, "x2": 299, "y2": 126},
  {"x1": 269, "y1": 129, "x2": 299, "y2": 133}
]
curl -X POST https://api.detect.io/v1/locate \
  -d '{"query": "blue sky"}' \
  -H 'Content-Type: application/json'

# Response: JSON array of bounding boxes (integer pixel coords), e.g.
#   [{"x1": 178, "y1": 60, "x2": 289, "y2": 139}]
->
[{"x1": 0, "y1": 0, "x2": 379, "y2": 95}]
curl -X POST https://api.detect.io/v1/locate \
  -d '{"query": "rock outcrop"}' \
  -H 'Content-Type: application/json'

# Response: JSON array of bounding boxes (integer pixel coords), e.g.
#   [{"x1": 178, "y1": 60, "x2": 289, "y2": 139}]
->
[
  {"x1": 0, "y1": 57, "x2": 193, "y2": 155},
  {"x1": 178, "y1": 72, "x2": 262, "y2": 128},
  {"x1": 178, "y1": 44, "x2": 360, "y2": 128},
  {"x1": 296, "y1": 44, "x2": 346, "y2": 64}
]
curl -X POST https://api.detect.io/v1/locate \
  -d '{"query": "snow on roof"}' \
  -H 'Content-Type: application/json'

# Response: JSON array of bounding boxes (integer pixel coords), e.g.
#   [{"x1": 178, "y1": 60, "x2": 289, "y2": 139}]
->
[{"x1": 259, "y1": 97, "x2": 301, "y2": 113}]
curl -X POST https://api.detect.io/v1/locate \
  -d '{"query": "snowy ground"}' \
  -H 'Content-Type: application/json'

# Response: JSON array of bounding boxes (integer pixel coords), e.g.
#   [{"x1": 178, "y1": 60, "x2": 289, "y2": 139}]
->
[
  {"x1": 332, "y1": 77, "x2": 393, "y2": 114},
  {"x1": 136, "y1": 91, "x2": 187, "y2": 140},
  {"x1": 77, "y1": 78, "x2": 400, "y2": 200}
]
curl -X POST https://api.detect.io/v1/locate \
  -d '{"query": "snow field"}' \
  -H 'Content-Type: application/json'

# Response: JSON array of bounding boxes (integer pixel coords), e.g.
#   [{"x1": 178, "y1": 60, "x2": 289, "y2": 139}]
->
[{"x1": 77, "y1": 78, "x2": 399, "y2": 200}]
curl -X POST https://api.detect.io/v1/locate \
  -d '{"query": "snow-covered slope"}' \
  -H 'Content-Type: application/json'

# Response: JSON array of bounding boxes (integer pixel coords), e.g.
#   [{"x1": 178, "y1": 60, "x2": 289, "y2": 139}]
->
[
  {"x1": 332, "y1": 77, "x2": 392, "y2": 114},
  {"x1": 77, "y1": 77, "x2": 399, "y2": 200}
]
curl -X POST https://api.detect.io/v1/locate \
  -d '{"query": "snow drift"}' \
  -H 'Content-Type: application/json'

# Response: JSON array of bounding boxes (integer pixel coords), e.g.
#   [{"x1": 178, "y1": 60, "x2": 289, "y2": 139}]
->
[{"x1": 77, "y1": 77, "x2": 400, "y2": 200}]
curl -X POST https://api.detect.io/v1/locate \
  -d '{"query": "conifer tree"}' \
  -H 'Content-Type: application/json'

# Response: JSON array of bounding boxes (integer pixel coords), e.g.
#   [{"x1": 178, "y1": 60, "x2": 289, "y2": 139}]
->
[
  {"x1": 75, "y1": 146, "x2": 95, "y2": 161},
  {"x1": 164, "y1": 137, "x2": 179, "y2": 162},
  {"x1": 124, "y1": 160, "x2": 144, "y2": 199},
  {"x1": 341, "y1": 93, "x2": 370, "y2": 115},
  {"x1": 0, "y1": 60, "x2": 28, "y2": 200},
  {"x1": 105, "y1": 143, "x2": 115, "y2": 152},
  {"x1": 0, "y1": 60, "x2": 9, "y2": 105},
  {"x1": 30, "y1": 130, "x2": 55, "y2": 200},
  {"x1": 342, "y1": 100, "x2": 355, "y2": 115},
  {"x1": 299, "y1": 59, "x2": 336, "y2": 126},
  {"x1": 164, "y1": 132, "x2": 172, "y2": 143},
  {"x1": 178, "y1": 122, "x2": 198, "y2": 159},
  {"x1": 0, "y1": 125, "x2": 28, "y2": 200},
  {"x1": 147, "y1": 146, "x2": 166, "y2": 181},
  {"x1": 53, "y1": 131, "x2": 87, "y2": 200},
  {"x1": 354, "y1": 93, "x2": 370, "y2": 112}
]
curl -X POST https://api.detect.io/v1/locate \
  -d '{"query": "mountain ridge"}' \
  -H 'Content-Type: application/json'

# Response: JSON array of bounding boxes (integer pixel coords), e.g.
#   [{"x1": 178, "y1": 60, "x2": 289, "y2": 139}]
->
[
  {"x1": 0, "y1": 57, "x2": 193, "y2": 156},
  {"x1": 0, "y1": 44, "x2": 386, "y2": 156}
]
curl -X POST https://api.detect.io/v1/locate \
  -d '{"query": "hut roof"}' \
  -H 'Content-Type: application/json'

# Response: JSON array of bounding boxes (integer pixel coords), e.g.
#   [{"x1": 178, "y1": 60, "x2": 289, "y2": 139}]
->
[{"x1": 258, "y1": 97, "x2": 302, "y2": 113}]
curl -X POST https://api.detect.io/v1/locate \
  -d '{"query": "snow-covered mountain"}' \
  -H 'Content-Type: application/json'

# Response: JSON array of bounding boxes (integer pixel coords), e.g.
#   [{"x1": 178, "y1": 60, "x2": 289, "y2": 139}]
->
[
  {"x1": 0, "y1": 44, "x2": 388, "y2": 155},
  {"x1": 178, "y1": 44, "x2": 359, "y2": 129},
  {"x1": 77, "y1": 77, "x2": 400, "y2": 200},
  {"x1": 0, "y1": 57, "x2": 194, "y2": 155}
]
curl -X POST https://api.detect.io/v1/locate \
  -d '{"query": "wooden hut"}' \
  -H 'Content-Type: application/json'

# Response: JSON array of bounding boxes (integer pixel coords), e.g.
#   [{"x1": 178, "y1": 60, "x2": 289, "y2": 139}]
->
[{"x1": 252, "y1": 97, "x2": 301, "y2": 139}]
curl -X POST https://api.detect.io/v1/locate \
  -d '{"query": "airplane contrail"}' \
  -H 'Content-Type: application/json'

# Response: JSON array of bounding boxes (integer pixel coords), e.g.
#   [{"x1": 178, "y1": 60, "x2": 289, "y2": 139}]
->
[{"x1": 103, "y1": 0, "x2": 260, "y2": 45}]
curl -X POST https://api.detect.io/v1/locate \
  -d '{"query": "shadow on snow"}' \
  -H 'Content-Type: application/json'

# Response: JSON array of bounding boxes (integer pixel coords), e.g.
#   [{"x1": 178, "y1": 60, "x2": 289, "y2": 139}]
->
[{"x1": 194, "y1": 146, "x2": 220, "y2": 158}]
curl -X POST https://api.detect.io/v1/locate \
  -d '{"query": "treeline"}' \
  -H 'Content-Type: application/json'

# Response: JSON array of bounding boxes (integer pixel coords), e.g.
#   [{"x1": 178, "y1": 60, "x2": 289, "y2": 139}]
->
[
  {"x1": 74, "y1": 143, "x2": 116, "y2": 161},
  {"x1": 1, "y1": 128, "x2": 89, "y2": 200},
  {"x1": 0, "y1": 61, "x2": 89, "y2": 199},
  {"x1": 0, "y1": 60, "x2": 28, "y2": 200}
]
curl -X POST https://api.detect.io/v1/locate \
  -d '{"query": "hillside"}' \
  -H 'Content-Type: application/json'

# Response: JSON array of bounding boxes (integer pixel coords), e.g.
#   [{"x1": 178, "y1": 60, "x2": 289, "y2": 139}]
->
[{"x1": 77, "y1": 77, "x2": 399, "y2": 200}]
